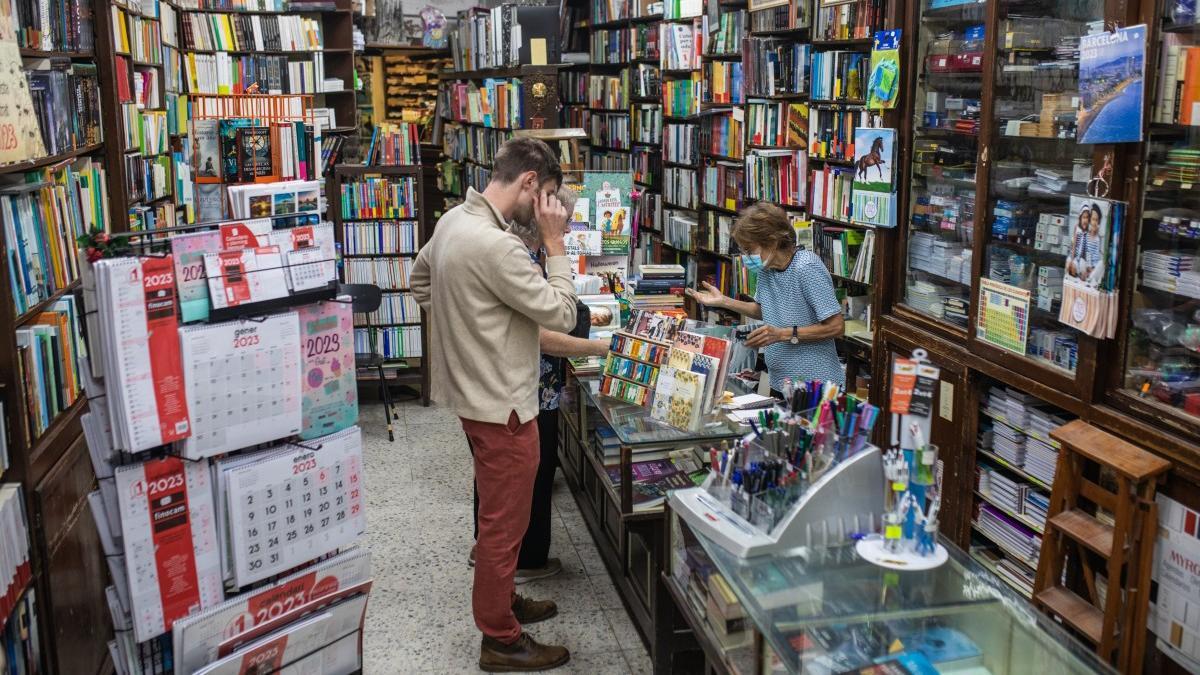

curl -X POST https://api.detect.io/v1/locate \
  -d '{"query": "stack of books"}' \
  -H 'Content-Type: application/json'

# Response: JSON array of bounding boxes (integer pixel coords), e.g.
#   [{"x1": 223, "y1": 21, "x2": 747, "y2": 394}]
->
[{"x1": 630, "y1": 264, "x2": 687, "y2": 315}]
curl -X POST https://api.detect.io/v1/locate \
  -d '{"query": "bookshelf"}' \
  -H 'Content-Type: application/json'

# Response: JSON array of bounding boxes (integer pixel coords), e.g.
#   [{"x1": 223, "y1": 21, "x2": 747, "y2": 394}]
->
[
  {"x1": 95, "y1": 0, "x2": 357, "y2": 233},
  {"x1": 330, "y1": 164, "x2": 430, "y2": 404},
  {"x1": 0, "y1": 35, "x2": 113, "y2": 672},
  {"x1": 358, "y1": 44, "x2": 450, "y2": 143}
]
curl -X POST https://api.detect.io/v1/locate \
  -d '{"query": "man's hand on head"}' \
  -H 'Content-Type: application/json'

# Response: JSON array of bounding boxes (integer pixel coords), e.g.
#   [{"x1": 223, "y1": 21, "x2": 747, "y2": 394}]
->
[{"x1": 536, "y1": 190, "x2": 569, "y2": 257}]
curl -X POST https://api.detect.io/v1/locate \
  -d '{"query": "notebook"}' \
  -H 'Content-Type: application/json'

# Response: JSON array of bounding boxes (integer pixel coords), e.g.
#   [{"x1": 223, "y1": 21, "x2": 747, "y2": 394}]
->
[
  {"x1": 178, "y1": 313, "x2": 303, "y2": 460},
  {"x1": 171, "y1": 548, "x2": 372, "y2": 675},
  {"x1": 297, "y1": 299, "x2": 358, "y2": 439},
  {"x1": 115, "y1": 456, "x2": 223, "y2": 643},
  {"x1": 93, "y1": 256, "x2": 192, "y2": 452},
  {"x1": 217, "y1": 426, "x2": 366, "y2": 587}
]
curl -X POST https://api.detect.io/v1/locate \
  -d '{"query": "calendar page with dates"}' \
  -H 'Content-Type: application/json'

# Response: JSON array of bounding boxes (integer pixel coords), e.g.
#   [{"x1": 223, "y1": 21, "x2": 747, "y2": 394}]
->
[{"x1": 219, "y1": 426, "x2": 366, "y2": 587}]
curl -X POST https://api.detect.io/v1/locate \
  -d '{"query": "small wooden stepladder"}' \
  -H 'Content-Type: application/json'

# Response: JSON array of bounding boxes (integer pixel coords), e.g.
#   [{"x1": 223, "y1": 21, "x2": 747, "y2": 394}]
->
[{"x1": 1032, "y1": 420, "x2": 1171, "y2": 675}]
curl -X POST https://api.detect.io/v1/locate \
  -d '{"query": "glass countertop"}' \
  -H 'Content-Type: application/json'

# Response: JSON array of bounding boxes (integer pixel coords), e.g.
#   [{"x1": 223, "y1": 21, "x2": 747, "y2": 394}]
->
[
  {"x1": 580, "y1": 377, "x2": 745, "y2": 447},
  {"x1": 691, "y1": 531, "x2": 1115, "y2": 674}
]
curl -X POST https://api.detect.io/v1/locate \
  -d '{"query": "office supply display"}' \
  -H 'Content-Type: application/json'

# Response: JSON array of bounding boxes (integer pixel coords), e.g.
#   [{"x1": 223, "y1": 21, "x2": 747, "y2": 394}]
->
[
  {"x1": 93, "y1": 256, "x2": 192, "y2": 453},
  {"x1": 179, "y1": 312, "x2": 303, "y2": 459},
  {"x1": 216, "y1": 426, "x2": 366, "y2": 587},
  {"x1": 115, "y1": 456, "x2": 223, "y2": 642}
]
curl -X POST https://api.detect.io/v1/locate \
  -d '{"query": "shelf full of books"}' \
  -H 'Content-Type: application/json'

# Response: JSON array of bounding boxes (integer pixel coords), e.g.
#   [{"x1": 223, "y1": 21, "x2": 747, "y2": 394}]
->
[
  {"x1": 0, "y1": 8, "x2": 115, "y2": 667},
  {"x1": 330, "y1": 164, "x2": 429, "y2": 396}
]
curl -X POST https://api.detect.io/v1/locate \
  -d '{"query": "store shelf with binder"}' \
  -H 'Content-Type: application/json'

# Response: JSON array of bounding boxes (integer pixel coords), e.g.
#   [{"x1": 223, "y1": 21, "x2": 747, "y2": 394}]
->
[
  {"x1": 555, "y1": 368, "x2": 742, "y2": 661},
  {"x1": 329, "y1": 164, "x2": 430, "y2": 405}
]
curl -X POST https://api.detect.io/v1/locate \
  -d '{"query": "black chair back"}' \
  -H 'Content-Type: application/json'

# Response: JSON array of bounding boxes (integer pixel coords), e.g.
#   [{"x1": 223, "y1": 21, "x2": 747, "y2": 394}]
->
[{"x1": 337, "y1": 283, "x2": 383, "y2": 314}]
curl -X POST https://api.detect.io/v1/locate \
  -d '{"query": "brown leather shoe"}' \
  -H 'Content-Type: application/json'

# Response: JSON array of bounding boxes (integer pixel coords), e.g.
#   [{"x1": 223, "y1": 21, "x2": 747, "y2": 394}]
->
[
  {"x1": 479, "y1": 632, "x2": 570, "y2": 672},
  {"x1": 512, "y1": 594, "x2": 557, "y2": 624}
]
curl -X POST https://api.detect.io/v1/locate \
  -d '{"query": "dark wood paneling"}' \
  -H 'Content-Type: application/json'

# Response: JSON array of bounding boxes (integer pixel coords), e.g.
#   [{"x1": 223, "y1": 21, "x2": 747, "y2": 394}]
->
[{"x1": 32, "y1": 436, "x2": 110, "y2": 674}]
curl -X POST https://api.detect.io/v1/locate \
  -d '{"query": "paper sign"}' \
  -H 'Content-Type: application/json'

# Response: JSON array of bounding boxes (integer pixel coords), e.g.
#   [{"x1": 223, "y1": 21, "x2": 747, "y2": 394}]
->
[
  {"x1": 939, "y1": 381, "x2": 954, "y2": 421},
  {"x1": 531, "y1": 38, "x2": 548, "y2": 66}
]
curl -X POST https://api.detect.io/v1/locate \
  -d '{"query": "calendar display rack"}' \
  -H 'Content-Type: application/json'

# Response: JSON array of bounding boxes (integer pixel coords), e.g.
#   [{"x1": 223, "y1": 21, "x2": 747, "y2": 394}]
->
[
  {"x1": 329, "y1": 164, "x2": 431, "y2": 406},
  {"x1": 80, "y1": 228, "x2": 372, "y2": 673}
]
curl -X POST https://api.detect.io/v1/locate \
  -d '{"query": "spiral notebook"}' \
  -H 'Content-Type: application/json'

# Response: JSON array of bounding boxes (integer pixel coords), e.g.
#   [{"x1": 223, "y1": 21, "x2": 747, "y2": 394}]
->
[{"x1": 179, "y1": 313, "x2": 303, "y2": 460}]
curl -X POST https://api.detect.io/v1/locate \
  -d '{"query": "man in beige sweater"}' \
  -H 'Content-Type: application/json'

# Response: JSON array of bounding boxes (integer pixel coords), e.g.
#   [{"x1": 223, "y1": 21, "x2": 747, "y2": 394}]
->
[{"x1": 410, "y1": 138, "x2": 577, "y2": 672}]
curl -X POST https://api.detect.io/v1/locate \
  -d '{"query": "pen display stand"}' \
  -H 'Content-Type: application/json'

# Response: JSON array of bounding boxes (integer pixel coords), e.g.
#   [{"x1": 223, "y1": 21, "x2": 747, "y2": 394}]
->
[{"x1": 670, "y1": 446, "x2": 883, "y2": 558}]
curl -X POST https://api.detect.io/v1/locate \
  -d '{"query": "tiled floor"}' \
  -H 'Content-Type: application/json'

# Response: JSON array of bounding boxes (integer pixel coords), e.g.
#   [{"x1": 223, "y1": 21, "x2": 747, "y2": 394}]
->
[{"x1": 360, "y1": 399, "x2": 653, "y2": 674}]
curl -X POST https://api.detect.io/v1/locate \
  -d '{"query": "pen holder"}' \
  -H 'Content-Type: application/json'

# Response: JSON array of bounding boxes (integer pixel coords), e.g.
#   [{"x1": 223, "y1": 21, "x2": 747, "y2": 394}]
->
[{"x1": 912, "y1": 444, "x2": 938, "y2": 486}]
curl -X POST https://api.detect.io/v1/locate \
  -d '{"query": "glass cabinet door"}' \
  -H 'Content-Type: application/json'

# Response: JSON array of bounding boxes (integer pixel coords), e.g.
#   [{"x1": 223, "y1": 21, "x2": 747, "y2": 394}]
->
[
  {"x1": 903, "y1": 0, "x2": 987, "y2": 329},
  {"x1": 1122, "y1": 17, "x2": 1200, "y2": 430},
  {"x1": 980, "y1": 1, "x2": 1105, "y2": 376}
]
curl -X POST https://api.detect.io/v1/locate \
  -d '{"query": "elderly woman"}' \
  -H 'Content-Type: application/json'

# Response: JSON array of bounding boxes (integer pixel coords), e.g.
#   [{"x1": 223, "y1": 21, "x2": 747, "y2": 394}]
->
[{"x1": 687, "y1": 202, "x2": 845, "y2": 394}]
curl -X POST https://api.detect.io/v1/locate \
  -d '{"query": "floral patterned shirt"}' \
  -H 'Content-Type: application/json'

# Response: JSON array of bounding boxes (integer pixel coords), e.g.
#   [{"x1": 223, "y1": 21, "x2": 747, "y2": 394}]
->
[{"x1": 529, "y1": 247, "x2": 563, "y2": 411}]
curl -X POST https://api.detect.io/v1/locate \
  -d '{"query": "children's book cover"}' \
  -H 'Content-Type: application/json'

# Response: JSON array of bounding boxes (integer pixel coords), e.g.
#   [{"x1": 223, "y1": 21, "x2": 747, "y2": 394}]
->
[
  {"x1": 1078, "y1": 25, "x2": 1146, "y2": 144},
  {"x1": 583, "y1": 172, "x2": 633, "y2": 254},
  {"x1": 850, "y1": 127, "x2": 897, "y2": 227},
  {"x1": 296, "y1": 299, "x2": 358, "y2": 439}
]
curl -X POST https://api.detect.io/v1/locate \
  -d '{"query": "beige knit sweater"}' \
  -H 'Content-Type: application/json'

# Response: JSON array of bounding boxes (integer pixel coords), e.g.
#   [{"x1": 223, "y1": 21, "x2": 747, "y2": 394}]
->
[{"x1": 410, "y1": 188, "x2": 577, "y2": 424}]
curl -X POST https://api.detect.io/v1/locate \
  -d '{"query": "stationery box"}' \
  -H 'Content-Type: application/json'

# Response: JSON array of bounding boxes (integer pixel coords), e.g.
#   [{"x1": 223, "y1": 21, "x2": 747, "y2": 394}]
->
[
  {"x1": 944, "y1": 97, "x2": 966, "y2": 111},
  {"x1": 927, "y1": 54, "x2": 953, "y2": 73},
  {"x1": 925, "y1": 92, "x2": 946, "y2": 113},
  {"x1": 950, "y1": 52, "x2": 984, "y2": 72}
]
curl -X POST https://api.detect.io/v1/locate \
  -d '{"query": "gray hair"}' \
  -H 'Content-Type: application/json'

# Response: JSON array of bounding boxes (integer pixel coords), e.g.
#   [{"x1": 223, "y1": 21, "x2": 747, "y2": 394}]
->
[{"x1": 509, "y1": 185, "x2": 579, "y2": 248}]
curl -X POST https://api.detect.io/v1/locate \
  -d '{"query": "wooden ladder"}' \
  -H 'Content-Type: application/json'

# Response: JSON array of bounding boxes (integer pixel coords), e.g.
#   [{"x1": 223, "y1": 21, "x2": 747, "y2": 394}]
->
[{"x1": 1033, "y1": 420, "x2": 1171, "y2": 674}]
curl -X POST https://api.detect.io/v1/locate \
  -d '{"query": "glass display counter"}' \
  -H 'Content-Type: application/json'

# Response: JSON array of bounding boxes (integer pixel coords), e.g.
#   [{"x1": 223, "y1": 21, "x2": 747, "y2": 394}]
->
[
  {"x1": 555, "y1": 366, "x2": 745, "y2": 658},
  {"x1": 665, "y1": 504, "x2": 1114, "y2": 675}
]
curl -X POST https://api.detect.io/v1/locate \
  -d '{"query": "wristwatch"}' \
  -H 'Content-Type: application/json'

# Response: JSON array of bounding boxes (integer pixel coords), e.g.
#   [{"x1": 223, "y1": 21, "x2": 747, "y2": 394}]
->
[{"x1": 789, "y1": 326, "x2": 800, "y2": 345}]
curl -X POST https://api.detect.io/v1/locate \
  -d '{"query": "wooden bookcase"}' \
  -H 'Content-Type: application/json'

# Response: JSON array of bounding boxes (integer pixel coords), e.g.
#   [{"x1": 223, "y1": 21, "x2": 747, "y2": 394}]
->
[
  {"x1": 329, "y1": 164, "x2": 430, "y2": 405},
  {"x1": 0, "y1": 99, "x2": 113, "y2": 675}
]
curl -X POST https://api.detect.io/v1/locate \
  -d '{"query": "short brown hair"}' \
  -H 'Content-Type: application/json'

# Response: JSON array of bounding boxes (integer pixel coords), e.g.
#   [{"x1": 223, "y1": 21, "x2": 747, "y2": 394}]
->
[
  {"x1": 732, "y1": 202, "x2": 793, "y2": 251},
  {"x1": 491, "y1": 137, "x2": 563, "y2": 188}
]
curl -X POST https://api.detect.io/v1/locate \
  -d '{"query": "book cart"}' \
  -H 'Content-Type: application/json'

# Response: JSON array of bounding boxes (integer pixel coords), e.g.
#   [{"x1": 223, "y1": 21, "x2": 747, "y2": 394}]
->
[{"x1": 329, "y1": 163, "x2": 431, "y2": 405}]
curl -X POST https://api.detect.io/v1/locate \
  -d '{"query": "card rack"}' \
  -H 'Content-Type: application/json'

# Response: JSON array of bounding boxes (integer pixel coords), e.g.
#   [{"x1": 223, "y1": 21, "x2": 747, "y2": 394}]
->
[{"x1": 329, "y1": 164, "x2": 430, "y2": 405}]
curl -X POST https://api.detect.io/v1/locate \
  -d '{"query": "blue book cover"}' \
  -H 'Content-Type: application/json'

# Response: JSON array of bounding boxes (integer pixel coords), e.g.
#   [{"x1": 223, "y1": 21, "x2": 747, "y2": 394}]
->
[{"x1": 1078, "y1": 25, "x2": 1146, "y2": 144}]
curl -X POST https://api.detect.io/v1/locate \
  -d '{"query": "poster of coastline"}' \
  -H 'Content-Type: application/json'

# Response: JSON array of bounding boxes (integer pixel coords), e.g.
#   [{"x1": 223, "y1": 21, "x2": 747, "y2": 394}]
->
[{"x1": 1078, "y1": 25, "x2": 1146, "y2": 144}]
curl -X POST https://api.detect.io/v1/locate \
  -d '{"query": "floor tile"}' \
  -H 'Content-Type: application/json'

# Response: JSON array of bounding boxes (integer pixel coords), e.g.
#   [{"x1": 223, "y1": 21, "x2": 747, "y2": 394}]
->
[
  {"x1": 360, "y1": 401, "x2": 650, "y2": 672},
  {"x1": 622, "y1": 647, "x2": 653, "y2": 675}
]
